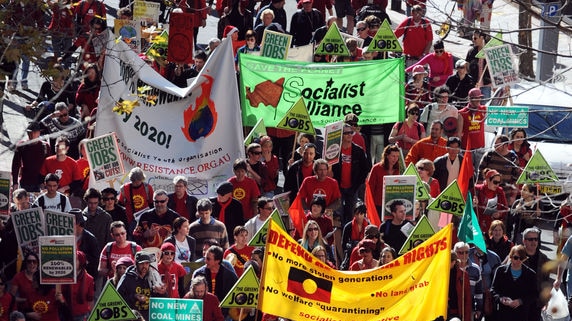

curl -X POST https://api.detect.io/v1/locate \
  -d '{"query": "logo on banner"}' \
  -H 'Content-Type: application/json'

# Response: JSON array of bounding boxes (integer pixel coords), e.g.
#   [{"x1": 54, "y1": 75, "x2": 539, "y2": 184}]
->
[
  {"x1": 181, "y1": 75, "x2": 218, "y2": 142},
  {"x1": 287, "y1": 267, "x2": 333, "y2": 303}
]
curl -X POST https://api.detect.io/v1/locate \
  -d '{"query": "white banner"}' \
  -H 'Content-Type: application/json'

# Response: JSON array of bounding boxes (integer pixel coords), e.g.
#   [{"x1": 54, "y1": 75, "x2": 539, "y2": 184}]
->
[{"x1": 95, "y1": 38, "x2": 245, "y2": 196}]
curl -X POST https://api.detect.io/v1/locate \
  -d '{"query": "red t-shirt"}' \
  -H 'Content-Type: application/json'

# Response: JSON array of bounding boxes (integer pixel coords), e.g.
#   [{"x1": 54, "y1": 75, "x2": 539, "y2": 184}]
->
[
  {"x1": 298, "y1": 176, "x2": 342, "y2": 207},
  {"x1": 229, "y1": 177, "x2": 260, "y2": 220},
  {"x1": 0, "y1": 292, "x2": 14, "y2": 321},
  {"x1": 119, "y1": 182, "x2": 154, "y2": 222},
  {"x1": 340, "y1": 146, "x2": 352, "y2": 189},
  {"x1": 301, "y1": 163, "x2": 314, "y2": 178},
  {"x1": 158, "y1": 261, "x2": 187, "y2": 298},
  {"x1": 99, "y1": 242, "x2": 142, "y2": 278},
  {"x1": 40, "y1": 155, "x2": 82, "y2": 188},
  {"x1": 174, "y1": 196, "x2": 190, "y2": 220},
  {"x1": 224, "y1": 245, "x2": 255, "y2": 277},
  {"x1": 459, "y1": 105, "x2": 486, "y2": 149}
]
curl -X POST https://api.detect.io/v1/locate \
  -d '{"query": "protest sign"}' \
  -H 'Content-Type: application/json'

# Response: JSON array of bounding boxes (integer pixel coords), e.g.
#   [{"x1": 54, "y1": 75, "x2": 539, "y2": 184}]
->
[
  {"x1": 367, "y1": 19, "x2": 402, "y2": 52},
  {"x1": 149, "y1": 298, "x2": 203, "y2": 321},
  {"x1": 0, "y1": 171, "x2": 9, "y2": 215},
  {"x1": 427, "y1": 180, "x2": 465, "y2": 216},
  {"x1": 315, "y1": 23, "x2": 349, "y2": 56},
  {"x1": 484, "y1": 44, "x2": 519, "y2": 87},
  {"x1": 12, "y1": 208, "x2": 45, "y2": 253},
  {"x1": 382, "y1": 175, "x2": 416, "y2": 221},
  {"x1": 115, "y1": 19, "x2": 141, "y2": 52},
  {"x1": 260, "y1": 29, "x2": 292, "y2": 59},
  {"x1": 244, "y1": 118, "x2": 267, "y2": 146},
  {"x1": 133, "y1": 0, "x2": 160, "y2": 21},
  {"x1": 516, "y1": 150, "x2": 558, "y2": 184},
  {"x1": 248, "y1": 209, "x2": 287, "y2": 246},
  {"x1": 399, "y1": 215, "x2": 435, "y2": 254},
  {"x1": 88, "y1": 282, "x2": 138, "y2": 321},
  {"x1": 402, "y1": 163, "x2": 430, "y2": 201},
  {"x1": 323, "y1": 120, "x2": 343, "y2": 165},
  {"x1": 276, "y1": 97, "x2": 315, "y2": 135},
  {"x1": 240, "y1": 54, "x2": 405, "y2": 128},
  {"x1": 39, "y1": 235, "x2": 76, "y2": 284},
  {"x1": 220, "y1": 265, "x2": 260, "y2": 308},
  {"x1": 97, "y1": 37, "x2": 244, "y2": 196},
  {"x1": 44, "y1": 210, "x2": 75, "y2": 236},
  {"x1": 259, "y1": 221, "x2": 451, "y2": 320},
  {"x1": 85, "y1": 133, "x2": 124, "y2": 185}
]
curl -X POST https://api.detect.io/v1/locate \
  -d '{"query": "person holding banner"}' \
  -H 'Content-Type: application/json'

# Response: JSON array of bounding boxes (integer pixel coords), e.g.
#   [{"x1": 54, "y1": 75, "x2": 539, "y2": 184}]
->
[
  {"x1": 299, "y1": 220, "x2": 335, "y2": 264},
  {"x1": 244, "y1": 197, "x2": 274, "y2": 243},
  {"x1": 349, "y1": 239, "x2": 378, "y2": 271},
  {"x1": 340, "y1": 203, "x2": 369, "y2": 270},
  {"x1": 134, "y1": 190, "x2": 181, "y2": 248},
  {"x1": 367, "y1": 145, "x2": 401, "y2": 215},
  {"x1": 380, "y1": 200, "x2": 414, "y2": 253}
]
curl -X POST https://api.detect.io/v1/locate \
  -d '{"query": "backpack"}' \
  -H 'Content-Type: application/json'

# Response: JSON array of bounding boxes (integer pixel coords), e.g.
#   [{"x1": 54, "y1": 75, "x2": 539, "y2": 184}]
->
[
  {"x1": 403, "y1": 17, "x2": 429, "y2": 42},
  {"x1": 105, "y1": 241, "x2": 138, "y2": 272},
  {"x1": 38, "y1": 194, "x2": 67, "y2": 212},
  {"x1": 397, "y1": 121, "x2": 422, "y2": 139}
]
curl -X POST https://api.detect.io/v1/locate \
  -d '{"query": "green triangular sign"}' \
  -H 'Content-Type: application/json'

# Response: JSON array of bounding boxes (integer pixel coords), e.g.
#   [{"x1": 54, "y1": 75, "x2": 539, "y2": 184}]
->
[
  {"x1": 189, "y1": 302, "x2": 202, "y2": 313},
  {"x1": 403, "y1": 163, "x2": 431, "y2": 200},
  {"x1": 244, "y1": 118, "x2": 267, "y2": 147},
  {"x1": 516, "y1": 150, "x2": 558, "y2": 184},
  {"x1": 476, "y1": 32, "x2": 503, "y2": 58},
  {"x1": 88, "y1": 282, "x2": 138, "y2": 321},
  {"x1": 315, "y1": 23, "x2": 350, "y2": 56},
  {"x1": 366, "y1": 19, "x2": 402, "y2": 52},
  {"x1": 276, "y1": 97, "x2": 316, "y2": 135},
  {"x1": 248, "y1": 209, "x2": 286, "y2": 246},
  {"x1": 399, "y1": 215, "x2": 435, "y2": 254},
  {"x1": 219, "y1": 265, "x2": 260, "y2": 308},
  {"x1": 427, "y1": 180, "x2": 465, "y2": 216}
]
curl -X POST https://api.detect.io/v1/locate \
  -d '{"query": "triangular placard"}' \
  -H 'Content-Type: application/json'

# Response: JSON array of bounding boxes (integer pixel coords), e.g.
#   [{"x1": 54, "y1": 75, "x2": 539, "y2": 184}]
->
[
  {"x1": 366, "y1": 19, "x2": 402, "y2": 52},
  {"x1": 87, "y1": 282, "x2": 138, "y2": 321},
  {"x1": 403, "y1": 163, "x2": 431, "y2": 201},
  {"x1": 248, "y1": 209, "x2": 286, "y2": 246},
  {"x1": 315, "y1": 23, "x2": 350, "y2": 56},
  {"x1": 275, "y1": 97, "x2": 316, "y2": 134},
  {"x1": 476, "y1": 32, "x2": 503, "y2": 58},
  {"x1": 399, "y1": 215, "x2": 435, "y2": 254},
  {"x1": 219, "y1": 265, "x2": 260, "y2": 308},
  {"x1": 427, "y1": 180, "x2": 465, "y2": 216},
  {"x1": 516, "y1": 149, "x2": 558, "y2": 184},
  {"x1": 244, "y1": 118, "x2": 267, "y2": 146}
]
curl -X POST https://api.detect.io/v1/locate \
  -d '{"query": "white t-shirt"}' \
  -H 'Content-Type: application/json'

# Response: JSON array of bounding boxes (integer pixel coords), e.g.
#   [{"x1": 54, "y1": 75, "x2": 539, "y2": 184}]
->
[
  {"x1": 34, "y1": 192, "x2": 72, "y2": 212},
  {"x1": 175, "y1": 238, "x2": 191, "y2": 264},
  {"x1": 420, "y1": 103, "x2": 459, "y2": 128}
]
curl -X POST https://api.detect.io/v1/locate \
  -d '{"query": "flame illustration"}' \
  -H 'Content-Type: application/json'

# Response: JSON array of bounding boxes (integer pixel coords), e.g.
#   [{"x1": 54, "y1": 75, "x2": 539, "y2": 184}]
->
[{"x1": 181, "y1": 75, "x2": 218, "y2": 142}]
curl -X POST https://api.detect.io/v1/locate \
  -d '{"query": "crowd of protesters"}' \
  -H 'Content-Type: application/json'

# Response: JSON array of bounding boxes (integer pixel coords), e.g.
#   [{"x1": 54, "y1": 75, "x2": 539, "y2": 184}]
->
[{"x1": 1, "y1": 0, "x2": 564, "y2": 319}]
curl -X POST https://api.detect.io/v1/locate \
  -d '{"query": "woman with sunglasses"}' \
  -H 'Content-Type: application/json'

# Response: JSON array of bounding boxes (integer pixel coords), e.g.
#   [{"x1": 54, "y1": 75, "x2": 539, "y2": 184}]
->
[
  {"x1": 157, "y1": 243, "x2": 187, "y2": 298},
  {"x1": 388, "y1": 103, "x2": 426, "y2": 156},
  {"x1": 405, "y1": 40, "x2": 454, "y2": 89},
  {"x1": 490, "y1": 245, "x2": 538, "y2": 320},
  {"x1": 474, "y1": 168, "x2": 508, "y2": 234},
  {"x1": 299, "y1": 220, "x2": 335, "y2": 264}
]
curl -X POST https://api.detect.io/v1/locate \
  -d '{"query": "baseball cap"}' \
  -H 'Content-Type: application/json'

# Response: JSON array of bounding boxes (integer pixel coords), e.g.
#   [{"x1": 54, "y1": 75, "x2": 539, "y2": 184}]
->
[
  {"x1": 344, "y1": 113, "x2": 359, "y2": 126},
  {"x1": 455, "y1": 59, "x2": 468, "y2": 69},
  {"x1": 116, "y1": 256, "x2": 134, "y2": 267},
  {"x1": 412, "y1": 65, "x2": 427, "y2": 77},
  {"x1": 468, "y1": 88, "x2": 484, "y2": 98},
  {"x1": 135, "y1": 251, "x2": 151, "y2": 264}
]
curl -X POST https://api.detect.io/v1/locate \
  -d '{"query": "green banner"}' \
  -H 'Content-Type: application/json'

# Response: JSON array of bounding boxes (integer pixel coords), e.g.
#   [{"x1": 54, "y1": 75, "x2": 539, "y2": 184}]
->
[{"x1": 239, "y1": 55, "x2": 405, "y2": 128}]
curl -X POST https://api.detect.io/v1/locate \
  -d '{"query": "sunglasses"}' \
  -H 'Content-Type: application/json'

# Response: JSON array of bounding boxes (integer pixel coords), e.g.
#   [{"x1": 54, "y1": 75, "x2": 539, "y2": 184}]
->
[
  {"x1": 163, "y1": 251, "x2": 175, "y2": 256},
  {"x1": 456, "y1": 250, "x2": 468, "y2": 254},
  {"x1": 417, "y1": 167, "x2": 426, "y2": 171},
  {"x1": 154, "y1": 199, "x2": 167, "y2": 203},
  {"x1": 408, "y1": 111, "x2": 419, "y2": 115},
  {"x1": 512, "y1": 255, "x2": 524, "y2": 261},
  {"x1": 525, "y1": 237, "x2": 539, "y2": 242},
  {"x1": 59, "y1": 113, "x2": 69, "y2": 118},
  {"x1": 357, "y1": 27, "x2": 366, "y2": 32},
  {"x1": 307, "y1": 227, "x2": 319, "y2": 232},
  {"x1": 491, "y1": 180, "x2": 501, "y2": 185},
  {"x1": 435, "y1": 49, "x2": 444, "y2": 53},
  {"x1": 103, "y1": 197, "x2": 115, "y2": 201},
  {"x1": 251, "y1": 151, "x2": 262, "y2": 155}
]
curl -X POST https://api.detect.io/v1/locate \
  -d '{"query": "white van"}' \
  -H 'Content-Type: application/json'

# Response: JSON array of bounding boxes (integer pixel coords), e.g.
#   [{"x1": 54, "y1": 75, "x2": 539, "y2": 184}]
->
[{"x1": 487, "y1": 80, "x2": 572, "y2": 211}]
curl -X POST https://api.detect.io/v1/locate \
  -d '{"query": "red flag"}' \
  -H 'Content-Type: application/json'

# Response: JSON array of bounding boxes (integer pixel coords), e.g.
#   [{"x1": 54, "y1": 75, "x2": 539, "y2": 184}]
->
[
  {"x1": 458, "y1": 135, "x2": 473, "y2": 200},
  {"x1": 288, "y1": 194, "x2": 306, "y2": 237},
  {"x1": 365, "y1": 180, "x2": 381, "y2": 226}
]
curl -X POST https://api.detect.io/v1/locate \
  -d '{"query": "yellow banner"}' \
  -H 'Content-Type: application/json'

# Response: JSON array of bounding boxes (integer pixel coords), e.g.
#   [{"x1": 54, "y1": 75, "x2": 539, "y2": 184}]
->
[{"x1": 259, "y1": 222, "x2": 452, "y2": 321}]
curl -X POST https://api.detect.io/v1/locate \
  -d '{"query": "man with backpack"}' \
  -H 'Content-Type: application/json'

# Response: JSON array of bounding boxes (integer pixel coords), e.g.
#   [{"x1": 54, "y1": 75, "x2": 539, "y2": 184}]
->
[
  {"x1": 34, "y1": 173, "x2": 72, "y2": 212},
  {"x1": 98, "y1": 221, "x2": 142, "y2": 279},
  {"x1": 393, "y1": 5, "x2": 433, "y2": 66}
]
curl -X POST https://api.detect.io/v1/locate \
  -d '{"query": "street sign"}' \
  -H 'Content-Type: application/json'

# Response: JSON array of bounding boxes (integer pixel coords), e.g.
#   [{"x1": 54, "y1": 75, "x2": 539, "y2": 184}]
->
[
  {"x1": 541, "y1": 2, "x2": 560, "y2": 17},
  {"x1": 486, "y1": 106, "x2": 529, "y2": 127}
]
